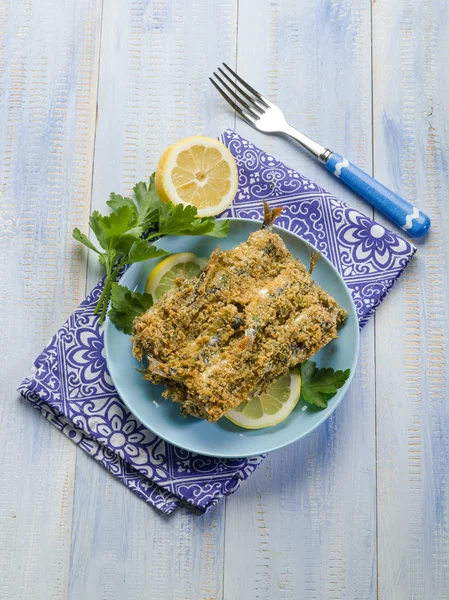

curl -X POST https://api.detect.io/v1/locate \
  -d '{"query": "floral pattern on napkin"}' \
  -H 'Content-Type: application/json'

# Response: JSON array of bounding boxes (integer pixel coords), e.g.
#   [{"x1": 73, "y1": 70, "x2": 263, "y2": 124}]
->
[
  {"x1": 18, "y1": 130, "x2": 415, "y2": 513},
  {"x1": 220, "y1": 129, "x2": 415, "y2": 327}
]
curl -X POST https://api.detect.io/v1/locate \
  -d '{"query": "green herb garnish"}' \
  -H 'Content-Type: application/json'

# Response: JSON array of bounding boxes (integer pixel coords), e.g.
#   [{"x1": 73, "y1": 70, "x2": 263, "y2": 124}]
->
[
  {"x1": 108, "y1": 283, "x2": 153, "y2": 335},
  {"x1": 300, "y1": 361, "x2": 351, "y2": 409},
  {"x1": 73, "y1": 174, "x2": 230, "y2": 323}
]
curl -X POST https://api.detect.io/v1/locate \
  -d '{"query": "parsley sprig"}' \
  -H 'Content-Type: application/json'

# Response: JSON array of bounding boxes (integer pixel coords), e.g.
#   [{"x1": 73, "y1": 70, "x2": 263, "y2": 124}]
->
[
  {"x1": 108, "y1": 283, "x2": 153, "y2": 334},
  {"x1": 300, "y1": 361, "x2": 350, "y2": 408},
  {"x1": 73, "y1": 175, "x2": 230, "y2": 323}
]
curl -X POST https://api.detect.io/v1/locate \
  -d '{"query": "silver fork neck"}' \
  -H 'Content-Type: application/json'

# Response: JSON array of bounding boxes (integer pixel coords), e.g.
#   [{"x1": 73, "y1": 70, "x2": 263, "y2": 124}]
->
[{"x1": 283, "y1": 124, "x2": 331, "y2": 163}]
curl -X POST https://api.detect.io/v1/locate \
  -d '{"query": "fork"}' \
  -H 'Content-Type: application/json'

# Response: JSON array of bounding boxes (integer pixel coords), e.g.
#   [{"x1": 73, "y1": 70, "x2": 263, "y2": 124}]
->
[{"x1": 210, "y1": 63, "x2": 430, "y2": 238}]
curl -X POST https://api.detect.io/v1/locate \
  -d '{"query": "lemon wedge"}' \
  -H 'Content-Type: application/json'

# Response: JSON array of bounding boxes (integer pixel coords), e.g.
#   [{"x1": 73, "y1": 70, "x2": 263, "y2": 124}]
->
[
  {"x1": 145, "y1": 252, "x2": 207, "y2": 302},
  {"x1": 225, "y1": 369, "x2": 302, "y2": 429},
  {"x1": 155, "y1": 136, "x2": 238, "y2": 217}
]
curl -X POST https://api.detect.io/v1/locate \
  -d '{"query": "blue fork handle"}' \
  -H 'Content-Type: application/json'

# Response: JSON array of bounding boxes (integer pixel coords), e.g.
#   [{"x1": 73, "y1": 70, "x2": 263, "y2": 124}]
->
[{"x1": 324, "y1": 153, "x2": 431, "y2": 237}]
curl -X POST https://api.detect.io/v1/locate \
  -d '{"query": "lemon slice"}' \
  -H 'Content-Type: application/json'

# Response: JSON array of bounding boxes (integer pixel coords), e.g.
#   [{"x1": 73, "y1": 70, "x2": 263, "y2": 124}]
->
[
  {"x1": 145, "y1": 252, "x2": 207, "y2": 302},
  {"x1": 155, "y1": 136, "x2": 239, "y2": 217},
  {"x1": 225, "y1": 369, "x2": 301, "y2": 429}
]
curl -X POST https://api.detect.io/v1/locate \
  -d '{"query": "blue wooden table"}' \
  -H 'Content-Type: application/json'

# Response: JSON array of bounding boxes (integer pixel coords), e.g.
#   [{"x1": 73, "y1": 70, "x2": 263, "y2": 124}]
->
[{"x1": 1, "y1": 1, "x2": 448, "y2": 598}]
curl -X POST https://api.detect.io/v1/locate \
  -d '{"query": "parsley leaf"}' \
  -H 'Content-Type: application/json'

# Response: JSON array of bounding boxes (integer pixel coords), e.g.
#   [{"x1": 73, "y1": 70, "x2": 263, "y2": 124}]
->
[
  {"x1": 204, "y1": 218, "x2": 231, "y2": 238},
  {"x1": 89, "y1": 211, "x2": 108, "y2": 250},
  {"x1": 108, "y1": 283, "x2": 153, "y2": 335},
  {"x1": 127, "y1": 239, "x2": 168, "y2": 264},
  {"x1": 158, "y1": 202, "x2": 217, "y2": 236},
  {"x1": 107, "y1": 193, "x2": 139, "y2": 220},
  {"x1": 72, "y1": 228, "x2": 100, "y2": 254},
  {"x1": 300, "y1": 361, "x2": 351, "y2": 409},
  {"x1": 158, "y1": 203, "x2": 201, "y2": 235},
  {"x1": 134, "y1": 176, "x2": 162, "y2": 228},
  {"x1": 100, "y1": 205, "x2": 139, "y2": 238}
]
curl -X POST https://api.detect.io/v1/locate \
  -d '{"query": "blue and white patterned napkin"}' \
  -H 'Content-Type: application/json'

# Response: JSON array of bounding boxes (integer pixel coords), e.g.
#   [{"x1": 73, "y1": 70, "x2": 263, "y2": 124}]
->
[{"x1": 18, "y1": 130, "x2": 415, "y2": 513}]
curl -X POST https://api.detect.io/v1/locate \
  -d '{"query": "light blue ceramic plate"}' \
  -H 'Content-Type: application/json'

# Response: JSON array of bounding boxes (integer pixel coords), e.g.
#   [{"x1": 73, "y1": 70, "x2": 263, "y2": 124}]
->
[{"x1": 104, "y1": 219, "x2": 360, "y2": 458}]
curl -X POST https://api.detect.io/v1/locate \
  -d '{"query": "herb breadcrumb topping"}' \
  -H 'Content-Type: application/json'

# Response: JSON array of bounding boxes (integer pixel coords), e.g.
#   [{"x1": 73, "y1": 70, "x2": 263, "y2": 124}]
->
[{"x1": 132, "y1": 228, "x2": 346, "y2": 422}]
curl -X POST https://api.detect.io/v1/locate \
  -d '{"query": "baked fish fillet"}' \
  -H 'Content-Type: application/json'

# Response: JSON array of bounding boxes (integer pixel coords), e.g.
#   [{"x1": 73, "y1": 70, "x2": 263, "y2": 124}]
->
[{"x1": 133, "y1": 211, "x2": 346, "y2": 422}]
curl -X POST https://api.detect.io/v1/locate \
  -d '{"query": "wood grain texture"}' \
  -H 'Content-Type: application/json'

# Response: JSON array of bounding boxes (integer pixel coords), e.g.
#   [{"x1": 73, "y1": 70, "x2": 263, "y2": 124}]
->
[
  {"x1": 0, "y1": 0, "x2": 102, "y2": 598},
  {"x1": 373, "y1": 1, "x2": 449, "y2": 598},
  {"x1": 2, "y1": 0, "x2": 449, "y2": 597},
  {"x1": 68, "y1": 2, "x2": 236, "y2": 599},
  {"x1": 223, "y1": 1, "x2": 377, "y2": 598}
]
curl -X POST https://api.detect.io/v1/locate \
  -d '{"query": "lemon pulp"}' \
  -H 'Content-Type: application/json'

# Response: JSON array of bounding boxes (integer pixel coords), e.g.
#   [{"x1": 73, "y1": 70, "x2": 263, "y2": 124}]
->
[
  {"x1": 145, "y1": 252, "x2": 207, "y2": 302},
  {"x1": 155, "y1": 136, "x2": 238, "y2": 217},
  {"x1": 226, "y1": 369, "x2": 301, "y2": 429}
]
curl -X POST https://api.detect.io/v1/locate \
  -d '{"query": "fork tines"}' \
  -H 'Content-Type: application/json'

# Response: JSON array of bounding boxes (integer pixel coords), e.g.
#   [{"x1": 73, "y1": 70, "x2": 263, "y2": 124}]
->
[{"x1": 209, "y1": 63, "x2": 269, "y2": 127}]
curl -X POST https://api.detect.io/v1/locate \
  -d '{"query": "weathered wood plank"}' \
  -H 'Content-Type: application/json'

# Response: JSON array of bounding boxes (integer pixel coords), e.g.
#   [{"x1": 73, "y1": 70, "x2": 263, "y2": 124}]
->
[
  {"x1": 373, "y1": 1, "x2": 449, "y2": 598},
  {"x1": 4, "y1": 0, "x2": 448, "y2": 596},
  {"x1": 223, "y1": 1, "x2": 377, "y2": 598},
  {"x1": 0, "y1": 0, "x2": 102, "y2": 597},
  {"x1": 68, "y1": 1, "x2": 237, "y2": 599}
]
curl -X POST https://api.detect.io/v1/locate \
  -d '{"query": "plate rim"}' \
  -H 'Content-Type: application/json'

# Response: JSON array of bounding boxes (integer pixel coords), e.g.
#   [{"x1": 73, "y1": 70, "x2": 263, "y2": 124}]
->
[{"x1": 104, "y1": 217, "x2": 360, "y2": 458}]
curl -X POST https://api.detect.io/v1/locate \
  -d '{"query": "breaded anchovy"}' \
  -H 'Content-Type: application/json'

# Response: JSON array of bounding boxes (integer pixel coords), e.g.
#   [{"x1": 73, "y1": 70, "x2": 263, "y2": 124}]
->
[
  {"x1": 132, "y1": 219, "x2": 346, "y2": 422},
  {"x1": 262, "y1": 200, "x2": 283, "y2": 229}
]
